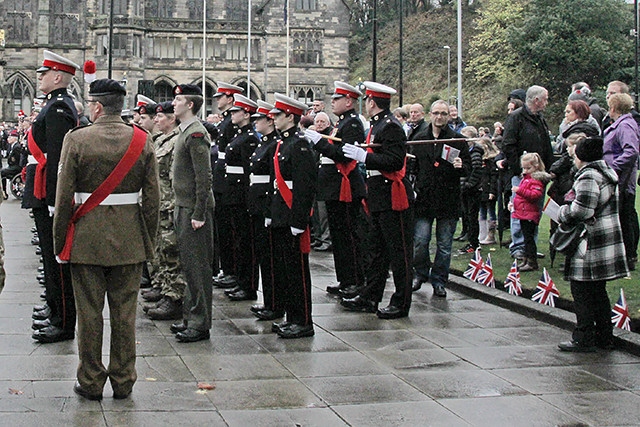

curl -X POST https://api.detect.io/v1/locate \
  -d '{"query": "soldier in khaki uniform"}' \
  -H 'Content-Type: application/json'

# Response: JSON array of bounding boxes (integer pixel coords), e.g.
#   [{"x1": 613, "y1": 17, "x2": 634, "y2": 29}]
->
[
  {"x1": 169, "y1": 84, "x2": 215, "y2": 343},
  {"x1": 143, "y1": 101, "x2": 187, "y2": 320},
  {"x1": 53, "y1": 79, "x2": 160, "y2": 401}
]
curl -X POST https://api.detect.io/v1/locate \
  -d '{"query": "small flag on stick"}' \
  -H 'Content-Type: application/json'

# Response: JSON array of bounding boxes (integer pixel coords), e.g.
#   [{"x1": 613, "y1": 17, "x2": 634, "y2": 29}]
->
[
  {"x1": 611, "y1": 288, "x2": 631, "y2": 331},
  {"x1": 531, "y1": 268, "x2": 560, "y2": 307},
  {"x1": 478, "y1": 253, "x2": 495, "y2": 288},
  {"x1": 463, "y1": 248, "x2": 483, "y2": 282},
  {"x1": 504, "y1": 260, "x2": 523, "y2": 296}
]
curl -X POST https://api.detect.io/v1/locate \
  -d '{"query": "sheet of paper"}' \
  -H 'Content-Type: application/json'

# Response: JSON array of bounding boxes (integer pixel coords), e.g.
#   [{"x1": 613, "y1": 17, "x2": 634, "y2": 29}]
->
[
  {"x1": 441, "y1": 144, "x2": 460, "y2": 164},
  {"x1": 542, "y1": 197, "x2": 560, "y2": 222}
]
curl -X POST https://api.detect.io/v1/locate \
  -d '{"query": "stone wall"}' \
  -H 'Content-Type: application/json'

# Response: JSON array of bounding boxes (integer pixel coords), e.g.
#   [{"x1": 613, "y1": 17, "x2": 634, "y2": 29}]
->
[{"x1": 0, "y1": 0, "x2": 351, "y2": 120}]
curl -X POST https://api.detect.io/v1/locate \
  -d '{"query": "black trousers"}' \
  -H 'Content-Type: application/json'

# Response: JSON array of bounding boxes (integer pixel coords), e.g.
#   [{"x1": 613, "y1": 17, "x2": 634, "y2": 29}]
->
[
  {"x1": 461, "y1": 190, "x2": 481, "y2": 247},
  {"x1": 33, "y1": 207, "x2": 75, "y2": 331},
  {"x1": 619, "y1": 190, "x2": 639, "y2": 260},
  {"x1": 570, "y1": 279, "x2": 613, "y2": 346},
  {"x1": 250, "y1": 214, "x2": 277, "y2": 310},
  {"x1": 229, "y1": 205, "x2": 253, "y2": 293},
  {"x1": 214, "y1": 198, "x2": 237, "y2": 276},
  {"x1": 360, "y1": 207, "x2": 414, "y2": 313},
  {"x1": 520, "y1": 219, "x2": 538, "y2": 259},
  {"x1": 271, "y1": 227, "x2": 312, "y2": 325},
  {"x1": 325, "y1": 199, "x2": 365, "y2": 287}
]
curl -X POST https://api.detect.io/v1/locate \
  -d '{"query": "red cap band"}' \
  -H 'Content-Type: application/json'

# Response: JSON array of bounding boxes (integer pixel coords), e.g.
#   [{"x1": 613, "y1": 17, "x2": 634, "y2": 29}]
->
[
  {"x1": 218, "y1": 87, "x2": 242, "y2": 96},
  {"x1": 274, "y1": 100, "x2": 304, "y2": 117},
  {"x1": 42, "y1": 59, "x2": 76, "y2": 75},
  {"x1": 365, "y1": 89, "x2": 391, "y2": 99},
  {"x1": 234, "y1": 101, "x2": 257, "y2": 113},
  {"x1": 335, "y1": 87, "x2": 360, "y2": 99}
]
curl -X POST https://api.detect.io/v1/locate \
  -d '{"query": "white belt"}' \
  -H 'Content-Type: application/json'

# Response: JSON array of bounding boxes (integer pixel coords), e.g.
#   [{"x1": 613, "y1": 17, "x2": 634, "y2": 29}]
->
[
  {"x1": 274, "y1": 180, "x2": 293, "y2": 190},
  {"x1": 320, "y1": 157, "x2": 335, "y2": 165},
  {"x1": 367, "y1": 170, "x2": 383, "y2": 177},
  {"x1": 250, "y1": 174, "x2": 270, "y2": 184},
  {"x1": 226, "y1": 166, "x2": 244, "y2": 174},
  {"x1": 74, "y1": 192, "x2": 140, "y2": 205},
  {"x1": 27, "y1": 155, "x2": 39, "y2": 165},
  {"x1": 217, "y1": 152, "x2": 226, "y2": 160}
]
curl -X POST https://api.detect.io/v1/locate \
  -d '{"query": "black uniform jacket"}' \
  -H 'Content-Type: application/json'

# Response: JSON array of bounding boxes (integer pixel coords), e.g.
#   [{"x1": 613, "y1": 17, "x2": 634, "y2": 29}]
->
[
  {"x1": 410, "y1": 123, "x2": 471, "y2": 219},
  {"x1": 359, "y1": 110, "x2": 413, "y2": 213},
  {"x1": 221, "y1": 124, "x2": 259, "y2": 206},
  {"x1": 212, "y1": 110, "x2": 236, "y2": 193},
  {"x1": 267, "y1": 127, "x2": 317, "y2": 230},
  {"x1": 30, "y1": 87, "x2": 78, "y2": 207},
  {"x1": 314, "y1": 109, "x2": 366, "y2": 201},
  {"x1": 248, "y1": 131, "x2": 278, "y2": 216}
]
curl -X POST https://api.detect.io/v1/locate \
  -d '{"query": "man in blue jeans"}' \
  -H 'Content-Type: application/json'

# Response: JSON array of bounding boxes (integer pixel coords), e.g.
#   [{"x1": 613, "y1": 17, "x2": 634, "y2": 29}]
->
[{"x1": 410, "y1": 100, "x2": 470, "y2": 297}]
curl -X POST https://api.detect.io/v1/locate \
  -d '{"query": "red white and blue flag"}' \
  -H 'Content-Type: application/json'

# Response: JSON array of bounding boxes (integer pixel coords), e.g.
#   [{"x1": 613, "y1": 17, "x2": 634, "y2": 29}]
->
[
  {"x1": 477, "y1": 253, "x2": 495, "y2": 288},
  {"x1": 504, "y1": 259, "x2": 522, "y2": 296},
  {"x1": 463, "y1": 248, "x2": 483, "y2": 282},
  {"x1": 611, "y1": 288, "x2": 631, "y2": 331},
  {"x1": 531, "y1": 268, "x2": 560, "y2": 307}
]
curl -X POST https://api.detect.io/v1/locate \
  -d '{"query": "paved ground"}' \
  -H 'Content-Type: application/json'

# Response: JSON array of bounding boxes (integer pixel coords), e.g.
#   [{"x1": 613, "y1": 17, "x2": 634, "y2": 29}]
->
[{"x1": 1, "y1": 197, "x2": 640, "y2": 427}]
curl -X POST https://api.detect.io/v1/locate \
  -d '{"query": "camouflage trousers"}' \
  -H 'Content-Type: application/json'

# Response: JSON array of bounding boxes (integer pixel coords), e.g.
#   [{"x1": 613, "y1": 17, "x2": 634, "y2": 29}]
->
[{"x1": 149, "y1": 214, "x2": 187, "y2": 301}]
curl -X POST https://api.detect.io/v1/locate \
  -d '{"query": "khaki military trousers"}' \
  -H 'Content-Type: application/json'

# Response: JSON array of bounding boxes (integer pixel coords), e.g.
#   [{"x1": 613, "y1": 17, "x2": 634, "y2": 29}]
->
[{"x1": 71, "y1": 263, "x2": 142, "y2": 397}]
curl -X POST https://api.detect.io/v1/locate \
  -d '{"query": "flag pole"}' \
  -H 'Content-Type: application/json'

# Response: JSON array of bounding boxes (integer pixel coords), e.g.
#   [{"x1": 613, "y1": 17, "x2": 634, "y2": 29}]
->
[
  {"x1": 285, "y1": 0, "x2": 290, "y2": 96},
  {"x1": 247, "y1": 0, "x2": 252, "y2": 98},
  {"x1": 202, "y1": 0, "x2": 207, "y2": 120}
]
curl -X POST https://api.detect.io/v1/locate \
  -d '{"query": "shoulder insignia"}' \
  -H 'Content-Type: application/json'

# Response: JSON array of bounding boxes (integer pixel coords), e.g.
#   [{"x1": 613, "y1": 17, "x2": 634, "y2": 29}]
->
[
  {"x1": 191, "y1": 132, "x2": 205, "y2": 138},
  {"x1": 69, "y1": 124, "x2": 90, "y2": 133},
  {"x1": 56, "y1": 109, "x2": 65, "y2": 113}
]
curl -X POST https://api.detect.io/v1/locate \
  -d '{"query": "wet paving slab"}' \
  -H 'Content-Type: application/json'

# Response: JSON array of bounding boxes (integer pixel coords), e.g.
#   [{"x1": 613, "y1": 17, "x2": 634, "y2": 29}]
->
[{"x1": 2, "y1": 198, "x2": 640, "y2": 426}]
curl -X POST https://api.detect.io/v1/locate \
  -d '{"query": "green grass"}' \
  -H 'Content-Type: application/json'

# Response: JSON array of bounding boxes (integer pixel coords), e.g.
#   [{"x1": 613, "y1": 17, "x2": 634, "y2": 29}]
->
[{"x1": 449, "y1": 196, "x2": 640, "y2": 321}]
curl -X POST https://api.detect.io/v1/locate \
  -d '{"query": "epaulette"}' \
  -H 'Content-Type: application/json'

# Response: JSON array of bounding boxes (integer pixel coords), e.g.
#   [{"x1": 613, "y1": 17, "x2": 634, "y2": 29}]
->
[
  {"x1": 131, "y1": 123, "x2": 150, "y2": 134},
  {"x1": 68, "y1": 123, "x2": 91, "y2": 133}
]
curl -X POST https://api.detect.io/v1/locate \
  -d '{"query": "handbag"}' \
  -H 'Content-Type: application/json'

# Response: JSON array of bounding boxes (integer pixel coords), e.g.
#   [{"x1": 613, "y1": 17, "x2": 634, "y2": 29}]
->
[
  {"x1": 549, "y1": 221, "x2": 586, "y2": 257},
  {"x1": 550, "y1": 192, "x2": 612, "y2": 257}
]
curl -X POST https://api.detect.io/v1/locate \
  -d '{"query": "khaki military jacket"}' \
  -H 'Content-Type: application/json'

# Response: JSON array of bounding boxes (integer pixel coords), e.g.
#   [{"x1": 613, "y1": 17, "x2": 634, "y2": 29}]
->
[{"x1": 53, "y1": 115, "x2": 160, "y2": 266}]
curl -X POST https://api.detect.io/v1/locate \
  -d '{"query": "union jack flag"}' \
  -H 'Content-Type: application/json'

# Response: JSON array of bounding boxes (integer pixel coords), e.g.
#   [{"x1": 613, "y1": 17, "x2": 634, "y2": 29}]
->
[
  {"x1": 477, "y1": 253, "x2": 495, "y2": 288},
  {"x1": 531, "y1": 268, "x2": 560, "y2": 307},
  {"x1": 611, "y1": 288, "x2": 631, "y2": 331},
  {"x1": 463, "y1": 248, "x2": 483, "y2": 282},
  {"x1": 504, "y1": 260, "x2": 522, "y2": 296}
]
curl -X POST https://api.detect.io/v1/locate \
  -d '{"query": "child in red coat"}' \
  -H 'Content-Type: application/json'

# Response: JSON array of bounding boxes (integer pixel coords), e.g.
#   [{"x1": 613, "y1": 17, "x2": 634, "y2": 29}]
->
[{"x1": 511, "y1": 152, "x2": 551, "y2": 271}]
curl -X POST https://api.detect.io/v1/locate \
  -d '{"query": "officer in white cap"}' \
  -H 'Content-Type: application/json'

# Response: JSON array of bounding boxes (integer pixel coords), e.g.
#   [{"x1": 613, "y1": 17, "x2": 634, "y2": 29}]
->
[
  {"x1": 211, "y1": 82, "x2": 246, "y2": 289},
  {"x1": 340, "y1": 81, "x2": 415, "y2": 319},
  {"x1": 248, "y1": 101, "x2": 282, "y2": 320},
  {"x1": 266, "y1": 93, "x2": 317, "y2": 339},
  {"x1": 30, "y1": 50, "x2": 79, "y2": 343},
  {"x1": 305, "y1": 82, "x2": 367, "y2": 299},
  {"x1": 219, "y1": 94, "x2": 261, "y2": 302},
  {"x1": 132, "y1": 95, "x2": 156, "y2": 125}
]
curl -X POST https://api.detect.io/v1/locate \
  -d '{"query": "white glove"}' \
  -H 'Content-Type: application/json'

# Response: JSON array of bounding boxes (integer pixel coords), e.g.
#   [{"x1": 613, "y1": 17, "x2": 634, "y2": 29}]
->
[
  {"x1": 304, "y1": 129, "x2": 323, "y2": 145},
  {"x1": 290, "y1": 227, "x2": 304, "y2": 236},
  {"x1": 342, "y1": 143, "x2": 367, "y2": 163},
  {"x1": 264, "y1": 217, "x2": 272, "y2": 227},
  {"x1": 55, "y1": 255, "x2": 69, "y2": 264},
  {"x1": 48, "y1": 206, "x2": 55, "y2": 217}
]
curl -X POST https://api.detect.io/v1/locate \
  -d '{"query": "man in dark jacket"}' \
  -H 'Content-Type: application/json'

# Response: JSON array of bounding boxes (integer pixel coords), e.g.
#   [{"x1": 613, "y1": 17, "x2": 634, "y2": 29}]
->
[
  {"x1": 340, "y1": 82, "x2": 415, "y2": 318},
  {"x1": 30, "y1": 50, "x2": 79, "y2": 343},
  {"x1": 410, "y1": 100, "x2": 471, "y2": 297},
  {"x1": 502, "y1": 85, "x2": 554, "y2": 259}
]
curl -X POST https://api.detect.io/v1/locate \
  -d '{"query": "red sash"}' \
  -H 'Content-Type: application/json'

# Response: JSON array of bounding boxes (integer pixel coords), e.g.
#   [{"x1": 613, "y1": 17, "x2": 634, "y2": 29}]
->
[
  {"x1": 27, "y1": 129, "x2": 47, "y2": 200},
  {"x1": 365, "y1": 129, "x2": 409, "y2": 211},
  {"x1": 328, "y1": 128, "x2": 357, "y2": 203},
  {"x1": 58, "y1": 126, "x2": 147, "y2": 261},
  {"x1": 273, "y1": 140, "x2": 311, "y2": 253}
]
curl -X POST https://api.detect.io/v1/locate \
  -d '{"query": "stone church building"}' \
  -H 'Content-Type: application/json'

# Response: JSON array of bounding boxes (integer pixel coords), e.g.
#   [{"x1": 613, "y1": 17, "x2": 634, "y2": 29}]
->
[{"x1": 0, "y1": 0, "x2": 351, "y2": 120}]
